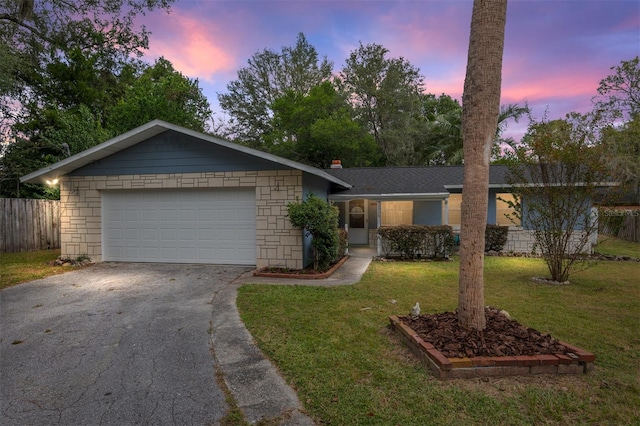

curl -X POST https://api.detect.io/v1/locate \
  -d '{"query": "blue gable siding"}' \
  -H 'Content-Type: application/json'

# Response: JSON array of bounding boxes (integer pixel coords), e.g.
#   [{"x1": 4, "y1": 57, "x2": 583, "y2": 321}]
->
[
  {"x1": 414, "y1": 200, "x2": 443, "y2": 225},
  {"x1": 521, "y1": 195, "x2": 593, "y2": 231},
  {"x1": 302, "y1": 172, "x2": 330, "y2": 199},
  {"x1": 70, "y1": 130, "x2": 292, "y2": 176}
]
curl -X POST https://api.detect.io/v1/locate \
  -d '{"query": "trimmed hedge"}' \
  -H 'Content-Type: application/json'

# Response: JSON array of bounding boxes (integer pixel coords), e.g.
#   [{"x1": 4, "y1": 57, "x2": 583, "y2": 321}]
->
[
  {"x1": 485, "y1": 224, "x2": 509, "y2": 252},
  {"x1": 378, "y1": 225, "x2": 455, "y2": 259}
]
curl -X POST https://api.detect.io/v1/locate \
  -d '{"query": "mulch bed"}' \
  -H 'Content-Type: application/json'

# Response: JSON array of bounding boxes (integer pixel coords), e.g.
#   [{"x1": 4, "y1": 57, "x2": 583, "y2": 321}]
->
[
  {"x1": 398, "y1": 307, "x2": 568, "y2": 359},
  {"x1": 253, "y1": 256, "x2": 348, "y2": 279}
]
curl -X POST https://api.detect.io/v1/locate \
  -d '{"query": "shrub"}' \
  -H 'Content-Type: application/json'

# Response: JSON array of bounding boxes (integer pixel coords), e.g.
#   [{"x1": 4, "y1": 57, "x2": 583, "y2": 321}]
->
[
  {"x1": 485, "y1": 225, "x2": 509, "y2": 252},
  {"x1": 378, "y1": 225, "x2": 455, "y2": 259},
  {"x1": 338, "y1": 229, "x2": 348, "y2": 257},
  {"x1": 287, "y1": 194, "x2": 340, "y2": 270}
]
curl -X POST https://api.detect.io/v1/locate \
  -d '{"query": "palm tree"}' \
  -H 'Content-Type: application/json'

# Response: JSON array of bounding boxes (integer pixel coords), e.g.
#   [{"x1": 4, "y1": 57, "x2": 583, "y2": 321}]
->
[
  {"x1": 426, "y1": 102, "x2": 527, "y2": 165},
  {"x1": 458, "y1": 0, "x2": 508, "y2": 330},
  {"x1": 492, "y1": 103, "x2": 530, "y2": 158}
]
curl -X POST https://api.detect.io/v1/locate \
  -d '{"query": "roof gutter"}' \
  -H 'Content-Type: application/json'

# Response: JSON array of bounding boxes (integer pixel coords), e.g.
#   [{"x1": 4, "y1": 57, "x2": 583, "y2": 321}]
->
[{"x1": 328, "y1": 192, "x2": 451, "y2": 201}]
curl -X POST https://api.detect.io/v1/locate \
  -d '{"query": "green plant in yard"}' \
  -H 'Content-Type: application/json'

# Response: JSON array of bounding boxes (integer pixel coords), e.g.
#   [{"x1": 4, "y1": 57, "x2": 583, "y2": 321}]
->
[
  {"x1": 484, "y1": 224, "x2": 508, "y2": 252},
  {"x1": 237, "y1": 258, "x2": 640, "y2": 425},
  {"x1": 287, "y1": 193, "x2": 340, "y2": 270},
  {"x1": 506, "y1": 116, "x2": 613, "y2": 282},
  {"x1": 378, "y1": 225, "x2": 455, "y2": 259},
  {"x1": 338, "y1": 228, "x2": 348, "y2": 257}
]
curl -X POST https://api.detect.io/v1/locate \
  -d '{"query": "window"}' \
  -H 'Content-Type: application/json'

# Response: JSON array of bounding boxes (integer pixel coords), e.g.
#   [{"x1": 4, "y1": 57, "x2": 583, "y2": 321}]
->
[
  {"x1": 381, "y1": 201, "x2": 413, "y2": 226},
  {"x1": 496, "y1": 193, "x2": 520, "y2": 226},
  {"x1": 447, "y1": 194, "x2": 462, "y2": 228}
]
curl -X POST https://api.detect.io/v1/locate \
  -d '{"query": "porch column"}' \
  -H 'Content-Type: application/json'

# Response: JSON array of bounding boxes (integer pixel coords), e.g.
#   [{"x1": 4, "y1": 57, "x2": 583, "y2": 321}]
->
[
  {"x1": 444, "y1": 197, "x2": 449, "y2": 225},
  {"x1": 376, "y1": 201, "x2": 382, "y2": 256}
]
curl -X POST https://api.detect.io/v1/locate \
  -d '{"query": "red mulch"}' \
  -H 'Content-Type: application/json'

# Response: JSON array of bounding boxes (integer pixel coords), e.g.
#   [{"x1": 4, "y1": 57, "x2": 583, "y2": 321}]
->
[
  {"x1": 399, "y1": 307, "x2": 568, "y2": 358},
  {"x1": 260, "y1": 267, "x2": 325, "y2": 275},
  {"x1": 257, "y1": 256, "x2": 347, "y2": 276}
]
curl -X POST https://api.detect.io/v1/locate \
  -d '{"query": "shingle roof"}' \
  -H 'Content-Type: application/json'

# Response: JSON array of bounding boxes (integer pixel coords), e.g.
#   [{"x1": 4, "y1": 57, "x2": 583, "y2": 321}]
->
[{"x1": 326, "y1": 165, "x2": 511, "y2": 199}]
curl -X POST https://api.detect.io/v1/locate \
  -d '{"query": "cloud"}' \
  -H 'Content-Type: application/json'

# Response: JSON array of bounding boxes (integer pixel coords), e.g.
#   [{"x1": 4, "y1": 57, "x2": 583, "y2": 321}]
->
[
  {"x1": 377, "y1": 3, "x2": 471, "y2": 61},
  {"x1": 143, "y1": 8, "x2": 239, "y2": 82},
  {"x1": 137, "y1": 0, "x2": 638, "y2": 142}
]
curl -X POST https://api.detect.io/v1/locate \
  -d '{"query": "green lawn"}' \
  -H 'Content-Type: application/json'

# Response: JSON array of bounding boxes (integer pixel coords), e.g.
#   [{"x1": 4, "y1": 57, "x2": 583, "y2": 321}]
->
[
  {"x1": 596, "y1": 234, "x2": 640, "y2": 258},
  {"x1": 0, "y1": 249, "x2": 71, "y2": 290},
  {"x1": 238, "y1": 256, "x2": 640, "y2": 425}
]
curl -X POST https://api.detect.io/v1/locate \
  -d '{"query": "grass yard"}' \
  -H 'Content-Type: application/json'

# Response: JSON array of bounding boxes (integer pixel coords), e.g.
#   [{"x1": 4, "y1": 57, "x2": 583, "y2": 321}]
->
[
  {"x1": 0, "y1": 249, "x2": 71, "y2": 290},
  {"x1": 238, "y1": 256, "x2": 640, "y2": 425},
  {"x1": 596, "y1": 234, "x2": 640, "y2": 258}
]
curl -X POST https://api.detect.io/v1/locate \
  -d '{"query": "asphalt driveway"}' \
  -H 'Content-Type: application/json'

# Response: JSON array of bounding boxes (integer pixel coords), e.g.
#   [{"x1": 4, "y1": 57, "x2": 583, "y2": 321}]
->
[{"x1": 0, "y1": 263, "x2": 251, "y2": 425}]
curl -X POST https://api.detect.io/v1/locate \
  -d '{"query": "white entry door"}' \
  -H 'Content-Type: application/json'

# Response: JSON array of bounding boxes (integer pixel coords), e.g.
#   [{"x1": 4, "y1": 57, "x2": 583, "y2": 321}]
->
[
  {"x1": 102, "y1": 188, "x2": 256, "y2": 264},
  {"x1": 348, "y1": 199, "x2": 368, "y2": 245}
]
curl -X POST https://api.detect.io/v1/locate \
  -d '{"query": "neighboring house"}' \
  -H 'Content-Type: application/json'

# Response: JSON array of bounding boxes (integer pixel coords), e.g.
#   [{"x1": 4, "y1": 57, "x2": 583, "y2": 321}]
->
[{"x1": 20, "y1": 120, "x2": 595, "y2": 268}]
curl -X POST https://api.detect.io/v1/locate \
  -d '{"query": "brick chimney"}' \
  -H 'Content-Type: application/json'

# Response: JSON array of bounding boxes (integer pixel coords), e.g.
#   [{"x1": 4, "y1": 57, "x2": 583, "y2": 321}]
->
[{"x1": 330, "y1": 160, "x2": 342, "y2": 169}]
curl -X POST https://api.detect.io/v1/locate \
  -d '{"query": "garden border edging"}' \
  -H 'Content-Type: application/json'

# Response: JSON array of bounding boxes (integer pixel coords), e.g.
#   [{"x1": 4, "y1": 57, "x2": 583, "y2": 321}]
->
[
  {"x1": 389, "y1": 315, "x2": 595, "y2": 380},
  {"x1": 253, "y1": 255, "x2": 349, "y2": 279}
]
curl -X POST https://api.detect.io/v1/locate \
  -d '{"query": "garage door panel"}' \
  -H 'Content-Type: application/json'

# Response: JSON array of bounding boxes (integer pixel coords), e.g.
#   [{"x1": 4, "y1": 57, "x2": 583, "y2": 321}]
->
[
  {"x1": 143, "y1": 210, "x2": 159, "y2": 221},
  {"x1": 160, "y1": 247, "x2": 178, "y2": 259},
  {"x1": 125, "y1": 229, "x2": 141, "y2": 240},
  {"x1": 161, "y1": 229, "x2": 177, "y2": 241},
  {"x1": 143, "y1": 247, "x2": 159, "y2": 258},
  {"x1": 198, "y1": 229, "x2": 215, "y2": 240},
  {"x1": 102, "y1": 188, "x2": 256, "y2": 264}
]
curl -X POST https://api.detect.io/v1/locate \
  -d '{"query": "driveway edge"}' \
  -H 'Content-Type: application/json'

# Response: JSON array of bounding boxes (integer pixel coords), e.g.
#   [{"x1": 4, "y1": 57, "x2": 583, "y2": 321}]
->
[{"x1": 210, "y1": 280, "x2": 314, "y2": 425}]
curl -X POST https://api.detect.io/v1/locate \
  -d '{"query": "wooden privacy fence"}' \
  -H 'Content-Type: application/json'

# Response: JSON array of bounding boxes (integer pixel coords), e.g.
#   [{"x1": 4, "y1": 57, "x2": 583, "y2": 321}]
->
[
  {"x1": 598, "y1": 207, "x2": 640, "y2": 243},
  {"x1": 0, "y1": 198, "x2": 60, "y2": 253}
]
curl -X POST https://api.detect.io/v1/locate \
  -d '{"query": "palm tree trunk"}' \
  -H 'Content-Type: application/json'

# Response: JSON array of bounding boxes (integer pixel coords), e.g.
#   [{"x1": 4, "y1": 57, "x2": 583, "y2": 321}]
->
[{"x1": 458, "y1": 0, "x2": 508, "y2": 330}]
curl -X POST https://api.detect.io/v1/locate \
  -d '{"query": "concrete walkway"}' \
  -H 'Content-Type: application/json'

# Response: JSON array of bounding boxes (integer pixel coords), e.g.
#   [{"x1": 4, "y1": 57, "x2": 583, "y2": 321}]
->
[{"x1": 210, "y1": 249, "x2": 374, "y2": 425}]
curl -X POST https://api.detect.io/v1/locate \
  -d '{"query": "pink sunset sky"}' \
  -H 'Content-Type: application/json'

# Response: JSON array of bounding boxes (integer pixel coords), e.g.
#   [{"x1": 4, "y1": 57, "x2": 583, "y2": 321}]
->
[{"x1": 137, "y1": 0, "x2": 639, "y2": 141}]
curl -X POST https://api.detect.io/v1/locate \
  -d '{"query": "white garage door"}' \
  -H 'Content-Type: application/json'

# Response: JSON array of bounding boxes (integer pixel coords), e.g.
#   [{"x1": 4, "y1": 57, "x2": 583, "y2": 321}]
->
[{"x1": 102, "y1": 188, "x2": 256, "y2": 264}]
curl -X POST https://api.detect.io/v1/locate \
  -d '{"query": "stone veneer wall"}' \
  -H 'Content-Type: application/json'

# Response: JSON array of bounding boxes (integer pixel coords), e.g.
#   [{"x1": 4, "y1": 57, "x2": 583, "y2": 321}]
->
[
  {"x1": 59, "y1": 170, "x2": 304, "y2": 269},
  {"x1": 504, "y1": 228, "x2": 592, "y2": 254}
]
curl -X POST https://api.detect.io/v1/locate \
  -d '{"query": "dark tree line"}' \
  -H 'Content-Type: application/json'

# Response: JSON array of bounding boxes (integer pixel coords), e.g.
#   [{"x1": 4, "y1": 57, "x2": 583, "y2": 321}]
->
[
  {"x1": 217, "y1": 33, "x2": 528, "y2": 169},
  {"x1": 0, "y1": 0, "x2": 212, "y2": 198}
]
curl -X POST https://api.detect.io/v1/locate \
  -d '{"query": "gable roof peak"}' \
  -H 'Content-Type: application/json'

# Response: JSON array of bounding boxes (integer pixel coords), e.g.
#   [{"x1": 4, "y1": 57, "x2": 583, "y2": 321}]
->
[{"x1": 20, "y1": 120, "x2": 351, "y2": 189}]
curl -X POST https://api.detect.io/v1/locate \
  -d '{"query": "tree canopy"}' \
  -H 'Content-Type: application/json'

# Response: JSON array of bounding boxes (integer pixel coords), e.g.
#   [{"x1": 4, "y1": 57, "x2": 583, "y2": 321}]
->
[
  {"x1": 0, "y1": 55, "x2": 211, "y2": 198},
  {"x1": 107, "y1": 58, "x2": 211, "y2": 135},
  {"x1": 339, "y1": 42, "x2": 425, "y2": 166},
  {"x1": 218, "y1": 33, "x2": 333, "y2": 148},
  {"x1": 594, "y1": 56, "x2": 639, "y2": 122},
  {"x1": 0, "y1": 0, "x2": 174, "y2": 132},
  {"x1": 267, "y1": 81, "x2": 381, "y2": 168}
]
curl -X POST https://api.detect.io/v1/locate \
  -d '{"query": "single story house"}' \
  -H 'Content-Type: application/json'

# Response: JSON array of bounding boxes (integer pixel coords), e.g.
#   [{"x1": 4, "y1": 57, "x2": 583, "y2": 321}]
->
[{"x1": 20, "y1": 120, "x2": 593, "y2": 268}]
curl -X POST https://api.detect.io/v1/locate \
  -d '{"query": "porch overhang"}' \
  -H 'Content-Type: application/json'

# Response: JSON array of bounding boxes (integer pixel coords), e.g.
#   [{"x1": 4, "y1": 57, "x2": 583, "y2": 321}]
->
[
  {"x1": 444, "y1": 184, "x2": 513, "y2": 190},
  {"x1": 328, "y1": 192, "x2": 450, "y2": 201}
]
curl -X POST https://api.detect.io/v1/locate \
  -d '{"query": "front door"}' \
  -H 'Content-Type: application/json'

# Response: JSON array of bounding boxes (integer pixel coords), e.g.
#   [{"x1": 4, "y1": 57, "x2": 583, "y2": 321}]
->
[{"x1": 348, "y1": 199, "x2": 368, "y2": 245}]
